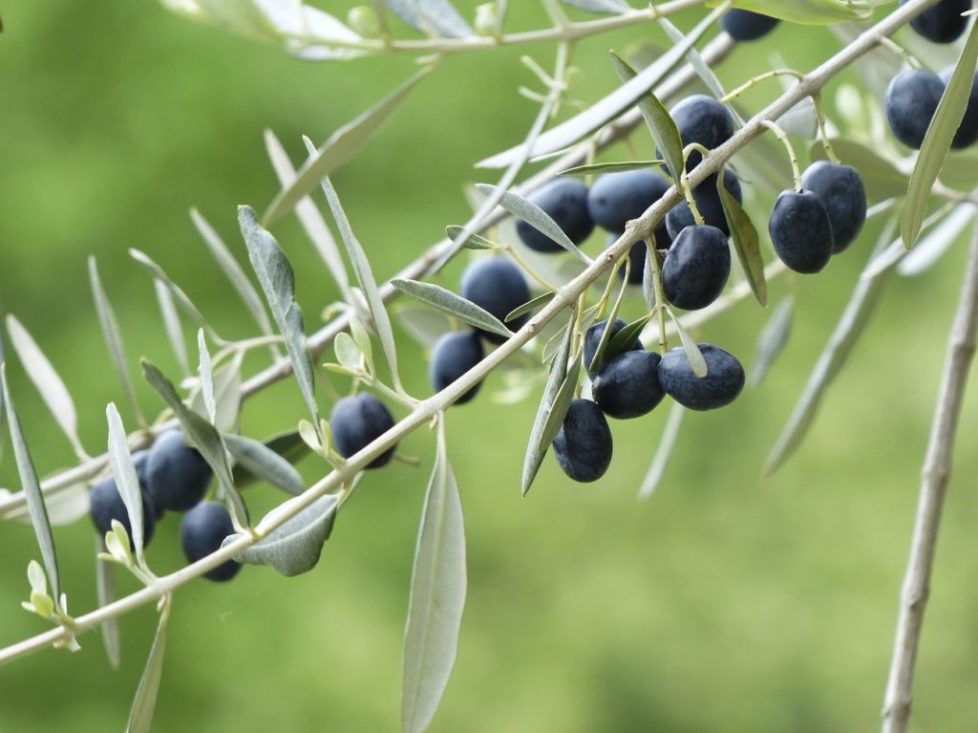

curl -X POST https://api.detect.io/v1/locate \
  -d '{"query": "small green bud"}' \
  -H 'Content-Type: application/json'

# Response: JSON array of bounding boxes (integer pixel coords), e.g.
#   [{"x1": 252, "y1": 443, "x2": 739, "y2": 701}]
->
[
  {"x1": 475, "y1": 3, "x2": 498, "y2": 37},
  {"x1": 347, "y1": 6, "x2": 381, "y2": 39}
]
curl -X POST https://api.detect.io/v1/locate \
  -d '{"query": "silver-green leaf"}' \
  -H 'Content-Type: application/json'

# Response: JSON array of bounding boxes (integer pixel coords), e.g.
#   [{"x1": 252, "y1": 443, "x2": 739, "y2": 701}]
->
[
  {"x1": 142, "y1": 360, "x2": 248, "y2": 528},
  {"x1": 89, "y1": 257, "x2": 145, "y2": 426},
  {"x1": 750, "y1": 298, "x2": 794, "y2": 388},
  {"x1": 386, "y1": 0, "x2": 473, "y2": 37},
  {"x1": 224, "y1": 432, "x2": 305, "y2": 496},
  {"x1": 718, "y1": 172, "x2": 767, "y2": 306},
  {"x1": 637, "y1": 401, "x2": 685, "y2": 500},
  {"x1": 392, "y1": 279, "x2": 513, "y2": 340},
  {"x1": 106, "y1": 403, "x2": 147, "y2": 565},
  {"x1": 264, "y1": 68, "x2": 431, "y2": 225},
  {"x1": 1, "y1": 364, "x2": 60, "y2": 603},
  {"x1": 238, "y1": 206, "x2": 320, "y2": 432},
  {"x1": 402, "y1": 422, "x2": 466, "y2": 733},
  {"x1": 609, "y1": 52, "x2": 684, "y2": 184},
  {"x1": 231, "y1": 495, "x2": 339, "y2": 576},
  {"x1": 902, "y1": 19, "x2": 978, "y2": 249},
  {"x1": 6, "y1": 314, "x2": 86, "y2": 459},
  {"x1": 126, "y1": 601, "x2": 170, "y2": 733}
]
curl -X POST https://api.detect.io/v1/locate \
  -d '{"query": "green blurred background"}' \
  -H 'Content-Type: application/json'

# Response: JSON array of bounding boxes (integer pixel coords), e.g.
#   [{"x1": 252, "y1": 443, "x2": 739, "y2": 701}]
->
[{"x1": 2, "y1": 2, "x2": 978, "y2": 731}]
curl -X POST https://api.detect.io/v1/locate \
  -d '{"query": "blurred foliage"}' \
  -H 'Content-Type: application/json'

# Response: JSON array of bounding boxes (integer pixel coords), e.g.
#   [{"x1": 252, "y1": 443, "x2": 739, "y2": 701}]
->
[{"x1": 2, "y1": 2, "x2": 978, "y2": 731}]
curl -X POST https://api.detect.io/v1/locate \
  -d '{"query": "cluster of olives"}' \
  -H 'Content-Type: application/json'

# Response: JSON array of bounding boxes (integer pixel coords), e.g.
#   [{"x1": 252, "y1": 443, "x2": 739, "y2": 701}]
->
[
  {"x1": 89, "y1": 430, "x2": 240, "y2": 582},
  {"x1": 552, "y1": 320, "x2": 745, "y2": 483}
]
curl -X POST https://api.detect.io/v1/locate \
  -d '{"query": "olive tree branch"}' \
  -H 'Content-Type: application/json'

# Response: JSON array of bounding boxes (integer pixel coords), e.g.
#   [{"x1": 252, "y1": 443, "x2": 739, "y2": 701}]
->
[
  {"x1": 0, "y1": 0, "x2": 940, "y2": 665},
  {"x1": 0, "y1": 33, "x2": 736, "y2": 519},
  {"x1": 880, "y1": 224, "x2": 978, "y2": 733}
]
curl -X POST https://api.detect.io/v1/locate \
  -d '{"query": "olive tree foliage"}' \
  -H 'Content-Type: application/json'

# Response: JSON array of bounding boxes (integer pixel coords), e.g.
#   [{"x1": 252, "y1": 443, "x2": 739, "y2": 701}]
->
[{"x1": 1, "y1": 1, "x2": 977, "y2": 731}]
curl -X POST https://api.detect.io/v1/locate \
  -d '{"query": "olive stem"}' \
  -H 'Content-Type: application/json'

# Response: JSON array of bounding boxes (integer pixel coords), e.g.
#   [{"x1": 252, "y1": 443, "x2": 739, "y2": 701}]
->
[
  {"x1": 761, "y1": 120, "x2": 803, "y2": 190},
  {"x1": 720, "y1": 68, "x2": 805, "y2": 104},
  {"x1": 648, "y1": 247, "x2": 670, "y2": 356}
]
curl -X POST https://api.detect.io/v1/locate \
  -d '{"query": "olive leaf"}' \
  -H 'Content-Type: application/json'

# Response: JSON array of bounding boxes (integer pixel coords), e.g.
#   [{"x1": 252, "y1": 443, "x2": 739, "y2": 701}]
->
[
  {"x1": 89, "y1": 257, "x2": 144, "y2": 426},
  {"x1": 95, "y1": 537, "x2": 120, "y2": 670},
  {"x1": 232, "y1": 430, "x2": 310, "y2": 489},
  {"x1": 609, "y1": 52, "x2": 684, "y2": 185},
  {"x1": 522, "y1": 316, "x2": 574, "y2": 494},
  {"x1": 142, "y1": 360, "x2": 249, "y2": 528},
  {"x1": 718, "y1": 0, "x2": 874, "y2": 23},
  {"x1": 392, "y1": 279, "x2": 513, "y2": 340},
  {"x1": 385, "y1": 0, "x2": 473, "y2": 37},
  {"x1": 262, "y1": 131, "x2": 353, "y2": 305},
  {"x1": 263, "y1": 68, "x2": 431, "y2": 225},
  {"x1": 224, "y1": 433, "x2": 305, "y2": 496},
  {"x1": 765, "y1": 237, "x2": 891, "y2": 475},
  {"x1": 751, "y1": 298, "x2": 794, "y2": 388},
  {"x1": 562, "y1": 0, "x2": 630, "y2": 13},
  {"x1": 718, "y1": 173, "x2": 767, "y2": 307},
  {"x1": 238, "y1": 206, "x2": 320, "y2": 434},
  {"x1": 1, "y1": 364, "x2": 60, "y2": 604},
  {"x1": 477, "y1": 5, "x2": 724, "y2": 168},
  {"x1": 637, "y1": 401, "x2": 685, "y2": 500},
  {"x1": 190, "y1": 207, "x2": 276, "y2": 342},
  {"x1": 153, "y1": 279, "x2": 191, "y2": 378},
  {"x1": 666, "y1": 308, "x2": 707, "y2": 378},
  {"x1": 396, "y1": 305, "x2": 455, "y2": 349},
  {"x1": 902, "y1": 19, "x2": 978, "y2": 249},
  {"x1": 307, "y1": 156, "x2": 402, "y2": 390},
  {"x1": 229, "y1": 495, "x2": 339, "y2": 576},
  {"x1": 444, "y1": 226, "x2": 496, "y2": 251},
  {"x1": 402, "y1": 422, "x2": 466, "y2": 733},
  {"x1": 6, "y1": 314, "x2": 86, "y2": 459},
  {"x1": 106, "y1": 403, "x2": 147, "y2": 565},
  {"x1": 0, "y1": 483, "x2": 89, "y2": 526},
  {"x1": 506, "y1": 292, "x2": 556, "y2": 323},
  {"x1": 539, "y1": 351, "x2": 582, "y2": 448},
  {"x1": 197, "y1": 330, "x2": 216, "y2": 425},
  {"x1": 126, "y1": 601, "x2": 170, "y2": 733},
  {"x1": 189, "y1": 350, "x2": 243, "y2": 433},
  {"x1": 899, "y1": 203, "x2": 977, "y2": 277},
  {"x1": 557, "y1": 160, "x2": 664, "y2": 177},
  {"x1": 475, "y1": 184, "x2": 593, "y2": 265},
  {"x1": 607, "y1": 315, "x2": 651, "y2": 359}
]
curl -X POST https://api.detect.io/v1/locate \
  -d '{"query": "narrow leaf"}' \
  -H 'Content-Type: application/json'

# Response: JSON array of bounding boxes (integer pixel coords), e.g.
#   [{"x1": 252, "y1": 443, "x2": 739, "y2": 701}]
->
[
  {"x1": 539, "y1": 352, "x2": 582, "y2": 448},
  {"x1": 637, "y1": 402, "x2": 685, "y2": 500},
  {"x1": 606, "y1": 315, "x2": 651, "y2": 359},
  {"x1": 334, "y1": 332, "x2": 364, "y2": 372},
  {"x1": 522, "y1": 317, "x2": 573, "y2": 494},
  {"x1": 902, "y1": 20, "x2": 978, "y2": 249},
  {"x1": 1, "y1": 364, "x2": 60, "y2": 602},
  {"x1": 718, "y1": 172, "x2": 767, "y2": 306},
  {"x1": 230, "y1": 495, "x2": 339, "y2": 576},
  {"x1": 475, "y1": 184, "x2": 592, "y2": 265},
  {"x1": 238, "y1": 206, "x2": 320, "y2": 432},
  {"x1": 89, "y1": 258, "x2": 144, "y2": 426},
  {"x1": 716, "y1": 0, "x2": 873, "y2": 23},
  {"x1": 262, "y1": 132, "x2": 353, "y2": 302},
  {"x1": 189, "y1": 350, "x2": 243, "y2": 433},
  {"x1": 386, "y1": 0, "x2": 473, "y2": 37},
  {"x1": 190, "y1": 208, "x2": 276, "y2": 340},
  {"x1": 609, "y1": 52, "x2": 684, "y2": 184},
  {"x1": 562, "y1": 0, "x2": 629, "y2": 13},
  {"x1": 95, "y1": 537, "x2": 121, "y2": 670},
  {"x1": 899, "y1": 202, "x2": 977, "y2": 277},
  {"x1": 396, "y1": 305, "x2": 455, "y2": 349},
  {"x1": 750, "y1": 298, "x2": 794, "y2": 387},
  {"x1": 153, "y1": 279, "x2": 190, "y2": 378},
  {"x1": 557, "y1": 160, "x2": 664, "y2": 177},
  {"x1": 197, "y1": 330, "x2": 216, "y2": 424},
  {"x1": 765, "y1": 242, "x2": 890, "y2": 474},
  {"x1": 130, "y1": 249, "x2": 214, "y2": 339},
  {"x1": 506, "y1": 292, "x2": 556, "y2": 323},
  {"x1": 667, "y1": 309, "x2": 707, "y2": 378},
  {"x1": 126, "y1": 602, "x2": 170, "y2": 733},
  {"x1": 224, "y1": 432, "x2": 305, "y2": 496},
  {"x1": 309, "y1": 164, "x2": 402, "y2": 390},
  {"x1": 445, "y1": 226, "x2": 496, "y2": 251},
  {"x1": 392, "y1": 279, "x2": 513, "y2": 340},
  {"x1": 232, "y1": 430, "x2": 310, "y2": 489},
  {"x1": 142, "y1": 360, "x2": 248, "y2": 527},
  {"x1": 1, "y1": 482, "x2": 89, "y2": 526},
  {"x1": 6, "y1": 315, "x2": 85, "y2": 459},
  {"x1": 402, "y1": 423, "x2": 466, "y2": 733},
  {"x1": 264, "y1": 68, "x2": 430, "y2": 225},
  {"x1": 477, "y1": 6, "x2": 724, "y2": 168},
  {"x1": 106, "y1": 403, "x2": 146, "y2": 564}
]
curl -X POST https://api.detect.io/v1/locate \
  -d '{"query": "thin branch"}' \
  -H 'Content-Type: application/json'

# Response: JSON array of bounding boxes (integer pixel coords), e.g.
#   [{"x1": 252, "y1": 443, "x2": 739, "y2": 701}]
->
[
  {"x1": 0, "y1": 0, "x2": 941, "y2": 664},
  {"x1": 881, "y1": 224, "x2": 978, "y2": 733}
]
